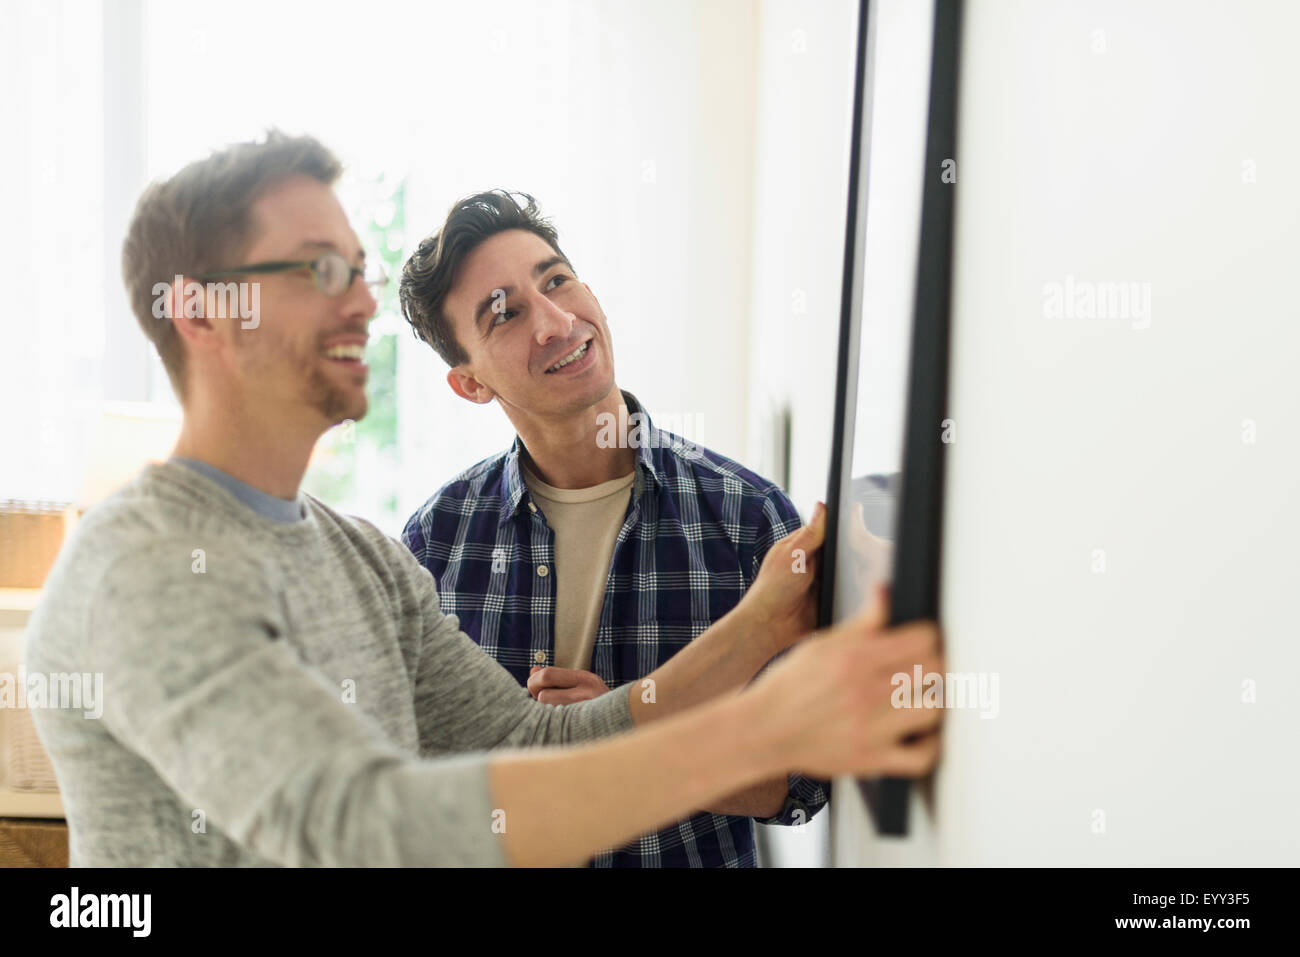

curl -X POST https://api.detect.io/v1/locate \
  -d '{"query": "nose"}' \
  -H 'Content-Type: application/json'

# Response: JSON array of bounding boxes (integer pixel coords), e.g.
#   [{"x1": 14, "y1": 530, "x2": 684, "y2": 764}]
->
[
  {"x1": 529, "y1": 289, "x2": 575, "y2": 343},
  {"x1": 343, "y1": 272, "x2": 379, "y2": 323}
]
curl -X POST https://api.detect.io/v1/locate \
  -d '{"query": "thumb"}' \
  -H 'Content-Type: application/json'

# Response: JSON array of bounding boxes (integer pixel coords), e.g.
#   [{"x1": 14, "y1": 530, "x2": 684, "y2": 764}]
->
[
  {"x1": 859, "y1": 583, "x2": 891, "y2": 632},
  {"x1": 801, "y1": 501, "x2": 827, "y2": 547}
]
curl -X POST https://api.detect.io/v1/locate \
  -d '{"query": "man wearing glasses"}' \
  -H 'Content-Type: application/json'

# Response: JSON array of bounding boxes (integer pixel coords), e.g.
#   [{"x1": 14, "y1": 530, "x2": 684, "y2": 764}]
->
[
  {"x1": 25, "y1": 131, "x2": 942, "y2": 867},
  {"x1": 397, "y1": 191, "x2": 829, "y2": 867}
]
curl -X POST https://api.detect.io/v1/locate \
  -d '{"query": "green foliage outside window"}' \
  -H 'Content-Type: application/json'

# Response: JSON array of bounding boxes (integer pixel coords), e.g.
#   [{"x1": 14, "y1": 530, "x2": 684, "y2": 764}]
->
[{"x1": 302, "y1": 174, "x2": 406, "y2": 527}]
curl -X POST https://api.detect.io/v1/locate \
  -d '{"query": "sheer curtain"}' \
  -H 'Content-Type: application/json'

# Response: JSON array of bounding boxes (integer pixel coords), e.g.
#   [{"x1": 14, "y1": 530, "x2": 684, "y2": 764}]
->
[{"x1": 1, "y1": 0, "x2": 111, "y2": 503}]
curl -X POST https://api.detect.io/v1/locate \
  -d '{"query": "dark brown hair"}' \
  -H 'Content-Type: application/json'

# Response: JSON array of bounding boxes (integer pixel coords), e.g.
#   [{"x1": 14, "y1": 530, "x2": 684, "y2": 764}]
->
[
  {"x1": 399, "y1": 190, "x2": 570, "y2": 367},
  {"x1": 120, "y1": 130, "x2": 342, "y2": 399}
]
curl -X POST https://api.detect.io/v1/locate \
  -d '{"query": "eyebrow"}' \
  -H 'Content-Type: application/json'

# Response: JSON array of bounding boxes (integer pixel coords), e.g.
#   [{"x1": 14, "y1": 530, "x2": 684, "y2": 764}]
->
[{"x1": 472, "y1": 256, "x2": 574, "y2": 331}]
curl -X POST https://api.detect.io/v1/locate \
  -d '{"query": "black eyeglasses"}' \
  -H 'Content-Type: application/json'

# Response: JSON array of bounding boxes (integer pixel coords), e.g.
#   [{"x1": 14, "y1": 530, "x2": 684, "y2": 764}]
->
[{"x1": 199, "y1": 251, "x2": 388, "y2": 298}]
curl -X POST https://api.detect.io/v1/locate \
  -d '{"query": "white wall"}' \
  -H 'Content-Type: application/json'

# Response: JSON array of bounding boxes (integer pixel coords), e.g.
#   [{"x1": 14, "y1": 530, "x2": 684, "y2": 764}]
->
[
  {"x1": 836, "y1": 0, "x2": 1300, "y2": 866},
  {"x1": 746, "y1": 0, "x2": 858, "y2": 866},
  {"x1": 746, "y1": 0, "x2": 856, "y2": 509}
]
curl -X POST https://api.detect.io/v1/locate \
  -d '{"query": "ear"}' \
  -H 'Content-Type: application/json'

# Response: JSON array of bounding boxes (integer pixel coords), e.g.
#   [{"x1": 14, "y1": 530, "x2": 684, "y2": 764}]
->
[
  {"x1": 166, "y1": 276, "x2": 220, "y2": 349},
  {"x1": 447, "y1": 367, "x2": 495, "y2": 404}
]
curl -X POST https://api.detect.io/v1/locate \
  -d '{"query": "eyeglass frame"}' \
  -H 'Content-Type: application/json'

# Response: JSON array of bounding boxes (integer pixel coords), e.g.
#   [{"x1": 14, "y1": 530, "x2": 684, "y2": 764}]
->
[{"x1": 197, "y1": 251, "x2": 388, "y2": 298}]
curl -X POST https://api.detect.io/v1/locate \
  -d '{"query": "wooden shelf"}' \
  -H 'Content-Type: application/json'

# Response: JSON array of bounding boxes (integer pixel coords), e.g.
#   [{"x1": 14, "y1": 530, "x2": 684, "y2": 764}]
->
[{"x1": 0, "y1": 787, "x2": 64, "y2": 819}]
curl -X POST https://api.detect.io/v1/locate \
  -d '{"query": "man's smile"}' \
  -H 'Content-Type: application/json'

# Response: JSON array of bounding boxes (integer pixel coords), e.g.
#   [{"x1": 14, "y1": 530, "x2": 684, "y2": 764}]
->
[
  {"x1": 321, "y1": 336, "x2": 369, "y2": 376},
  {"x1": 543, "y1": 337, "x2": 593, "y2": 374}
]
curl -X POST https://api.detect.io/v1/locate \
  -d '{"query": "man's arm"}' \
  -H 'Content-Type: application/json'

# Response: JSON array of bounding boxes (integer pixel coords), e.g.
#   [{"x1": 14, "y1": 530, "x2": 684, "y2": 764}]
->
[
  {"x1": 409, "y1": 505, "x2": 826, "y2": 758},
  {"x1": 491, "y1": 593, "x2": 944, "y2": 866},
  {"x1": 621, "y1": 587, "x2": 801, "y2": 818},
  {"x1": 622, "y1": 493, "x2": 827, "y2": 819},
  {"x1": 412, "y1": 600, "x2": 637, "y2": 755},
  {"x1": 743, "y1": 490, "x2": 831, "y2": 823},
  {"x1": 624, "y1": 503, "x2": 827, "y2": 726},
  {"x1": 90, "y1": 537, "x2": 938, "y2": 867},
  {"x1": 522, "y1": 504, "x2": 829, "y2": 817}
]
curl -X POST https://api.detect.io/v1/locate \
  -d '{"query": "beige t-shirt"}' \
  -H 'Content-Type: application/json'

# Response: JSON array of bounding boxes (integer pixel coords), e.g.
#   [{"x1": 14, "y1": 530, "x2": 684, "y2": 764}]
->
[{"x1": 520, "y1": 462, "x2": 635, "y2": 671}]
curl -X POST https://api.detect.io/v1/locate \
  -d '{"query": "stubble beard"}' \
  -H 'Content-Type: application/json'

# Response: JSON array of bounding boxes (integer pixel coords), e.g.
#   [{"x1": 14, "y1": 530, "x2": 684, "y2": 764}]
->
[
  {"x1": 310, "y1": 365, "x2": 365, "y2": 424},
  {"x1": 292, "y1": 341, "x2": 367, "y2": 426}
]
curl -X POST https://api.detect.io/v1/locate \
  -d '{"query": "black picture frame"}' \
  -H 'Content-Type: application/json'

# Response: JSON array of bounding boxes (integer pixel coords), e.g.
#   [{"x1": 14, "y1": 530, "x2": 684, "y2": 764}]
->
[{"x1": 817, "y1": 0, "x2": 963, "y2": 837}]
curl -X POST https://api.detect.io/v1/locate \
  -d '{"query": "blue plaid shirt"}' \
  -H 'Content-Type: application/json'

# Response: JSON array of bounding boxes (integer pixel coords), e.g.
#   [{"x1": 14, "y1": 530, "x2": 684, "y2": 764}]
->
[{"x1": 401, "y1": 390, "x2": 829, "y2": 867}]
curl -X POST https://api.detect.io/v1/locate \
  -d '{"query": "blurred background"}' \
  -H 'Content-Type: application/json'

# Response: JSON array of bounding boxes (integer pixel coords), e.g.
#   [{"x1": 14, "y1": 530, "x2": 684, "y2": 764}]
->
[{"x1": 0, "y1": 0, "x2": 860, "y2": 532}]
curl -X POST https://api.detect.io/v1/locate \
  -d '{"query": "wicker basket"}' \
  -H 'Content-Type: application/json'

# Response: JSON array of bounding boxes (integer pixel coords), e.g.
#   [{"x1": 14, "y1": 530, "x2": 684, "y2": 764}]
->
[
  {"x1": 1, "y1": 700, "x2": 60, "y2": 792},
  {"x1": 0, "y1": 501, "x2": 73, "y2": 589}
]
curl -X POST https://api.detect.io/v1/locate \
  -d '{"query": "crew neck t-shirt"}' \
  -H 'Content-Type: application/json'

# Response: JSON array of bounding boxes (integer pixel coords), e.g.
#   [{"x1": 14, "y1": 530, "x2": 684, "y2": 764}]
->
[{"x1": 519, "y1": 463, "x2": 634, "y2": 671}]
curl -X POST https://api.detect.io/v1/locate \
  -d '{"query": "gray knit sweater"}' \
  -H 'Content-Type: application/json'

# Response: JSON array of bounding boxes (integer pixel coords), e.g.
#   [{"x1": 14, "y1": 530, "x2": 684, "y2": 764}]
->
[{"x1": 24, "y1": 460, "x2": 634, "y2": 866}]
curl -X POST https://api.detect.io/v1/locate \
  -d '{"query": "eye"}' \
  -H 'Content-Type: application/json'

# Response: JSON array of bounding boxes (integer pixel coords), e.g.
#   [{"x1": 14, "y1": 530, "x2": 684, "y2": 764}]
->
[
  {"x1": 490, "y1": 308, "x2": 518, "y2": 327},
  {"x1": 545, "y1": 273, "x2": 569, "y2": 290},
  {"x1": 315, "y1": 254, "x2": 351, "y2": 291}
]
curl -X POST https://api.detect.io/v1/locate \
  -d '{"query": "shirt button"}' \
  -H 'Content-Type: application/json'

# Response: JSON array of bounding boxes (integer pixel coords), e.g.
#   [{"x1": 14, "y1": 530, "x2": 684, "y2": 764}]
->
[
  {"x1": 528, "y1": 501, "x2": 537, "y2": 513},
  {"x1": 534, "y1": 650, "x2": 546, "y2": 664},
  {"x1": 537, "y1": 565, "x2": 549, "y2": 577}
]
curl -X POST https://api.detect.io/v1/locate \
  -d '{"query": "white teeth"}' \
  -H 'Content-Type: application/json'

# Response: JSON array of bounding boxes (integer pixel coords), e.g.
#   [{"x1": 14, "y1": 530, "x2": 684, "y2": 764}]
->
[
  {"x1": 324, "y1": 344, "x2": 365, "y2": 360},
  {"x1": 547, "y1": 341, "x2": 589, "y2": 372}
]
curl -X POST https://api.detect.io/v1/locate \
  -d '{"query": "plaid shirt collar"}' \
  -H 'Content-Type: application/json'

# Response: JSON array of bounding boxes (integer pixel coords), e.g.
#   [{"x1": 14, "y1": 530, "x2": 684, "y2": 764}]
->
[{"x1": 496, "y1": 388, "x2": 664, "y2": 527}]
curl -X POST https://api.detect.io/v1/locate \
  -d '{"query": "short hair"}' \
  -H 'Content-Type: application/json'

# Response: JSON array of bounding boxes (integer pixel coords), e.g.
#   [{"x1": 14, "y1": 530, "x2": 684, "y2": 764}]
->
[
  {"x1": 399, "y1": 190, "x2": 570, "y2": 367},
  {"x1": 120, "y1": 130, "x2": 342, "y2": 400}
]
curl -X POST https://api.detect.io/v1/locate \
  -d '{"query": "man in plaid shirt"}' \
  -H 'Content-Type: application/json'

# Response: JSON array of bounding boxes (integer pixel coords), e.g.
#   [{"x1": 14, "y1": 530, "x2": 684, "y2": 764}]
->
[{"x1": 399, "y1": 191, "x2": 829, "y2": 866}]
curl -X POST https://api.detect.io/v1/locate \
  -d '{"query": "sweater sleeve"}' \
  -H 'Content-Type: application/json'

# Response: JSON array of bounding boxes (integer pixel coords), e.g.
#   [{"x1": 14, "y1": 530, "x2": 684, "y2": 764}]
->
[
  {"x1": 87, "y1": 538, "x2": 513, "y2": 867},
  {"x1": 391, "y1": 540, "x2": 636, "y2": 755}
]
